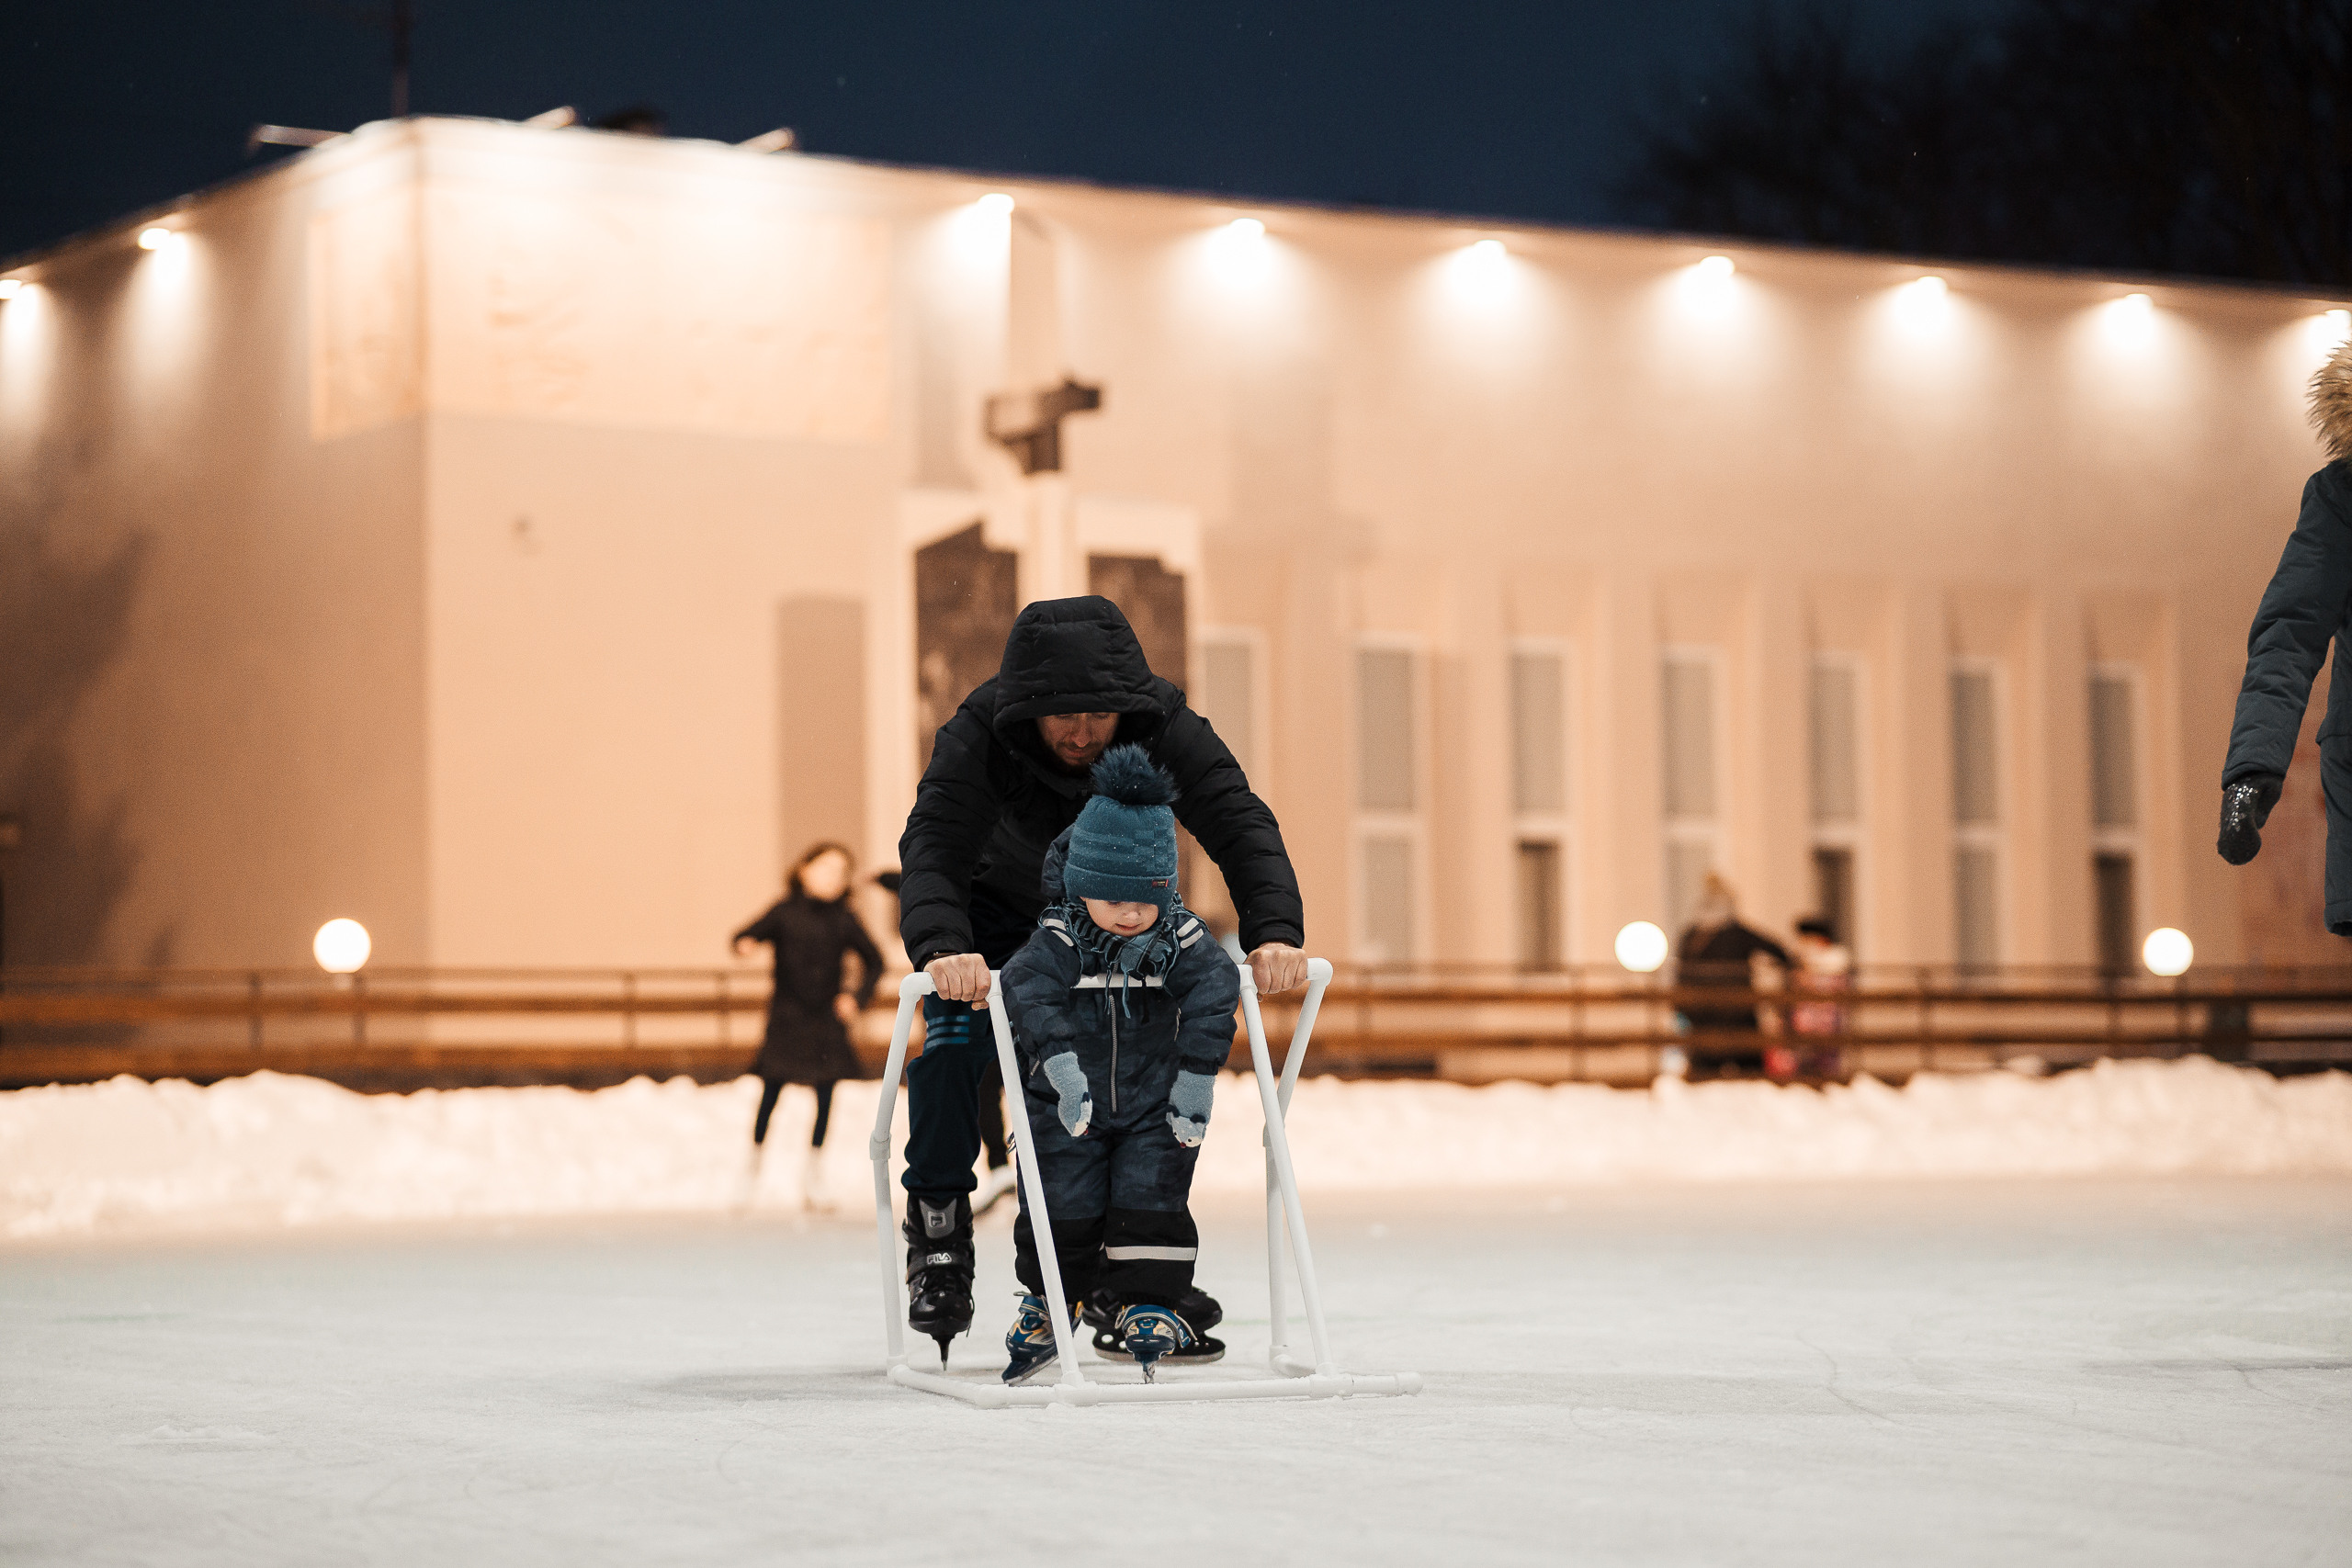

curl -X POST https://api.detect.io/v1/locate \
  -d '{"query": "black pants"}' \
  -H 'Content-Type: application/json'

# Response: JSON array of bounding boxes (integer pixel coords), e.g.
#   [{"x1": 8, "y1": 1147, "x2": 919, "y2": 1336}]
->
[
  {"x1": 1011, "y1": 1103, "x2": 1201, "y2": 1308},
  {"x1": 754, "y1": 1079, "x2": 834, "y2": 1147},
  {"x1": 978, "y1": 1059, "x2": 1008, "y2": 1170},
  {"x1": 902, "y1": 885, "x2": 1037, "y2": 1196}
]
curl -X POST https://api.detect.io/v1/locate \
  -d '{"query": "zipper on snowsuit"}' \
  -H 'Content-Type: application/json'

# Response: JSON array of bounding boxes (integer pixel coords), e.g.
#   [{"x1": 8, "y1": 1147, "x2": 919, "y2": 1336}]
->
[{"x1": 1107, "y1": 987, "x2": 1119, "y2": 1114}]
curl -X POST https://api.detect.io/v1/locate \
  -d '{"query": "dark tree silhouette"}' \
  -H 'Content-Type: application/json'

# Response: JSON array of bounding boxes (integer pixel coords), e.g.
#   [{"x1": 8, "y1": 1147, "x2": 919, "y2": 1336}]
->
[{"x1": 1617, "y1": 0, "x2": 2352, "y2": 288}]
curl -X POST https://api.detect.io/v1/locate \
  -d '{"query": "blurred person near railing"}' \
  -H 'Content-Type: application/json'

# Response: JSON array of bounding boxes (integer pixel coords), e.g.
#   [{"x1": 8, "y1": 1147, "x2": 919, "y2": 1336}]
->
[
  {"x1": 730, "y1": 842, "x2": 884, "y2": 1209},
  {"x1": 1778, "y1": 917, "x2": 1854, "y2": 1081},
  {"x1": 1675, "y1": 873, "x2": 1794, "y2": 1078}
]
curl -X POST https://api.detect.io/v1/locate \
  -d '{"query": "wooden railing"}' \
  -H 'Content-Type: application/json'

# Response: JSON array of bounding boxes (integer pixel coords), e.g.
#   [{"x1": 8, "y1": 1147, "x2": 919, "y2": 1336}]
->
[{"x1": 1, "y1": 962, "x2": 2346, "y2": 1091}]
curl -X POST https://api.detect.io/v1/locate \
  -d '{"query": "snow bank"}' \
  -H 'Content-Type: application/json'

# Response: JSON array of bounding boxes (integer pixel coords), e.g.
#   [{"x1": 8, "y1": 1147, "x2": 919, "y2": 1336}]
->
[{"x1": 4, "y1": 1058, "x2": 2347, "y2": 1240}]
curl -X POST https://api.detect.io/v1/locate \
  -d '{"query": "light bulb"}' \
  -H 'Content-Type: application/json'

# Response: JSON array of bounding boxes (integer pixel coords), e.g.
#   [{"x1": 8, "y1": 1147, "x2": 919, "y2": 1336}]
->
[
  {"x1": 1696, "y1": 254, "x2": 1734, "y2": 281},
  {"x1": 1227, "y1": 217, "x2": 1264, "y2": 239},
  {"x1": 2142, "y1": 927, "x2": 2192, "y2": 978},
  {"x1": 137, "y1": 226, "x2": 175, "y2": 251},
  {"x1": 1615, "y1": 921, "x2": 1669, "y2": 974},
  {"x1": 977, "y1": 193, "x2": 1013, "y2": 217},
  {"x1": 313, "y1": 919, "x2": 373, "y2": 975}
]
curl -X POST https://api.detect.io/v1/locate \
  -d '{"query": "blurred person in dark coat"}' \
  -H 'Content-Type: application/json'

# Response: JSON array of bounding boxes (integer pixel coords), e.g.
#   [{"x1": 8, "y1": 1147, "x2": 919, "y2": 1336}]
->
[
  {"x1": 2221, "y1": 333, "x2": 2352, "y2": 940},
  {"x1": 1675, "y1": 873, "x2": 1792, "y2": 1077},
  {"x1": 731, "y1": 841, "x2": 884, "y2": 1209}
]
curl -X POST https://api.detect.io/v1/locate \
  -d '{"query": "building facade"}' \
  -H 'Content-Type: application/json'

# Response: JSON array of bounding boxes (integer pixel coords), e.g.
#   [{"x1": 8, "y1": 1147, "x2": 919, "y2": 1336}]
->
[{"x1": 3, "y1": 117, "x2": 2346, "y2": 976}]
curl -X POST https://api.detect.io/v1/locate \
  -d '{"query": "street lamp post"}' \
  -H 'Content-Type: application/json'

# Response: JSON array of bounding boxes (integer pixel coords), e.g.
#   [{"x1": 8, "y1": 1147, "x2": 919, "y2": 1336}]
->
[{"x1": 314, "y1": 919, "x2": 373, "y2": 1045}]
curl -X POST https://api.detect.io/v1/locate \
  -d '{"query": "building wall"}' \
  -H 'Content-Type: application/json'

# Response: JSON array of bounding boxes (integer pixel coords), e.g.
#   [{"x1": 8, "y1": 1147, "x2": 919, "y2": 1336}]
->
[
  {"x1": 0, "y1": 133, "x2": 429, "y2": 970},
  {"x1": 4, "y1": 118, "x2": 2345, "y2": 976}
]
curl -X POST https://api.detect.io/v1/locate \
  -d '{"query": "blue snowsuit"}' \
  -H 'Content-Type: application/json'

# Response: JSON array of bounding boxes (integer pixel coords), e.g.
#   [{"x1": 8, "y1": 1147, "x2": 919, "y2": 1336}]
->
[{"x1": 1000, "y1": 896, "x2": 1240, "y2": 1308}]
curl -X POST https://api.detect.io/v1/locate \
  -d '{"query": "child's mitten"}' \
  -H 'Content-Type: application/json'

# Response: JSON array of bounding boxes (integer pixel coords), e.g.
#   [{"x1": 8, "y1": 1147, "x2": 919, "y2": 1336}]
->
[
  {"x1": 1165, "y1": 1070, "x2": 1214, "y2": 1147},
  {"x1": 1042, "y1": 1053, "x2": 1092, "y2": 1137}
]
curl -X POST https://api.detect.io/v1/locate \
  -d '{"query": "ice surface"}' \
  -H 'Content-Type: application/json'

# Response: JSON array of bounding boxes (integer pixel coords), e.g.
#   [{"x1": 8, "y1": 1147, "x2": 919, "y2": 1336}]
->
[
  {"x1": 6, "y1": 1058, "x2": 2348, "y2": 1240},
  {"x1": 4, "y1": 1177, "x2": 2346, "y2": 1566}
]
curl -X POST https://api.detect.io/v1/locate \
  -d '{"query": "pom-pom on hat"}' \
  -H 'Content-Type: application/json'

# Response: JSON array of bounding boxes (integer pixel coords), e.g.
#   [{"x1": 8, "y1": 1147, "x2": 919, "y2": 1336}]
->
[{"x1": 1063, "y1": 744, "x2": 1181, "y2": 909}]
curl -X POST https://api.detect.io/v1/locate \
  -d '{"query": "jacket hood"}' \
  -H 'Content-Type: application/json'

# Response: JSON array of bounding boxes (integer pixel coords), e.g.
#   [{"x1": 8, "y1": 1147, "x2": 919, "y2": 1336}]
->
[
  {"x1": 2316, "y1": 334, "x2": 2352, "y2": 465},
  {"x1": 990, "y1": 596, "x2": 1168, "y2": 735}
]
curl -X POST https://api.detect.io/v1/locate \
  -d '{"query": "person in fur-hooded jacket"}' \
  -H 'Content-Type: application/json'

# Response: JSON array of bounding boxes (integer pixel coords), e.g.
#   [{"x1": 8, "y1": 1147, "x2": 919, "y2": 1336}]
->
[{"x1": 2220, "y1": 334, "x2": 2352, "y2": 937}]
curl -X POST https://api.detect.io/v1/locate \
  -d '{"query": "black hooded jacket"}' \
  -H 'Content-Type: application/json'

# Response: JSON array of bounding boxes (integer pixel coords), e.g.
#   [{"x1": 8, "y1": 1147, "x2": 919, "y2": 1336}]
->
[
  {"x1": 897, "y1": 596, "x2": 1304, "y2": 965},
  {"x1": 2222, "y1": 334, "x2": 2352, "y2": 932}
]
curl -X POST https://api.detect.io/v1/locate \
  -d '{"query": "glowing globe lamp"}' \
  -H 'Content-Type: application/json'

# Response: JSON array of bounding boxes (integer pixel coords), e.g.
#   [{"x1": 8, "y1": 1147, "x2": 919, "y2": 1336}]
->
[
  {"x1": 1615, "y1": 920, "x2": 1669, "y2": 974},
  {"x1": 313, "y1": 919, "x2": 373, "y2": 975},
  {"x1": 2142, "y1": 927, "x2": 2192, "y2": 978}
]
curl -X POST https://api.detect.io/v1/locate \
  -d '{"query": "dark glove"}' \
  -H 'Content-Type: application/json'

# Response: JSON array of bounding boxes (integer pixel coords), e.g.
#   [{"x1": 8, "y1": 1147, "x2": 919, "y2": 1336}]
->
[{"x1": 2217, "y1": 775, "x2": 2282, "y2": 865}]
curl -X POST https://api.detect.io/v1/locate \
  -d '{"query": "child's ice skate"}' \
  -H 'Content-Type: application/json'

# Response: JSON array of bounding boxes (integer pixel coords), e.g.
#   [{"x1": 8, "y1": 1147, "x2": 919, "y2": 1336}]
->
[
  {"x1": 1001, "y1": 1292, "x2": 1080, "y2": 1385},
  {"x1": 1087, "y1": 1286, "x2": 1225, "y2": 1364},
  {"x1": 1114, "y1": 1303, "x2": 1222, "y2": 1382}
]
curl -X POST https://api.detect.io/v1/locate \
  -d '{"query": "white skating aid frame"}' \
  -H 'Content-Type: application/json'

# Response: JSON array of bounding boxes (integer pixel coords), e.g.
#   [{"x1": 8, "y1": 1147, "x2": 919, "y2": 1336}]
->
[{"x1": 867, "y1": 956, "x2": 1423, "y2": 1407}]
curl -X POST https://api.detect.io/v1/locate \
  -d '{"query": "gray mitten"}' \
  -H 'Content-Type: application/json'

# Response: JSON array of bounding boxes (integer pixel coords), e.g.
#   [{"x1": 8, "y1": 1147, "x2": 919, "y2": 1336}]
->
[
  {"x1": 1042, "y1": 1053, "x2": 1092, "y2": 1137},
  {"x1": 1165, "y1": 1069, "x2": 1215, "y2": 1147}
]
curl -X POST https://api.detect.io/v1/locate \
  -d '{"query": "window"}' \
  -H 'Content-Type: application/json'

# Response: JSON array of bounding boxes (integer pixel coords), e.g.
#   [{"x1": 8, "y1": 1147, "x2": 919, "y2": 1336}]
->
[
  {"x1": 1356, "y1": 644, "x2": 1422, "y2": 964},
  {"x1": 1812, "y1": 846, "x2": 1855, "y2": 951},
  {"x1": 1516, "y1": 841, "x2": 1562, "y2": 971},
  {"x1": 1954, "y1": 845, "x2": 2000, "y2": 971},
  {"x1": 1661, "y1": 650, "x2": 1721, "y2": 931},
  {"x1": 1510, "y1": 649, "x2": 1567, "y2": 817},
  {"x1": 2094, "y1": 852, "x2": 2137, "y2": 976},
  {"x1": 1809, "y1": 660, "x2": 1861, "y2": 829},
  {"x1": 1510, "y1": 645, "x2": 1570, "y2": 968},
  {"x1": 1195, "y1": 631, "x2": 1261, "y2": 780},
  {"x1": 1807, "y1": 657, "x2": 1864, "y2": 950},
  {"x1": 1951, "y1": 664, "x2": 2001, "y2": 970},
  {"x1": 1357, "y1": 648, "x2": 1417, "y2": 813},
  {"x1": 1185, "y1": 630, "x2": 1263, "y2": 933},
  {"x1": 2088, "y1": 668, "x2": 2140, "y2": 976}
]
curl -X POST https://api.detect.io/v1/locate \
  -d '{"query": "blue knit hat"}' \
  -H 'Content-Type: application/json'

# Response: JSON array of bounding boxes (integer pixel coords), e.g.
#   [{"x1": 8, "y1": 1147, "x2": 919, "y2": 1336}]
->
[{"x1": 1062, "y1": 745, "x2": 1180, "y2": 909}]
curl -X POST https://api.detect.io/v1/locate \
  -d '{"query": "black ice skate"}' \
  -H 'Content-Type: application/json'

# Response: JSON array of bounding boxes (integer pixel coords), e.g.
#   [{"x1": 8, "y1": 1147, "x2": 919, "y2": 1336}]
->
[
  {"x1": 1086, "y1": 1285, "x2": 1223, "y2": 1361},
  {"x1": 902, "y1": 1193, "x2": 975, "y2": 1366}
]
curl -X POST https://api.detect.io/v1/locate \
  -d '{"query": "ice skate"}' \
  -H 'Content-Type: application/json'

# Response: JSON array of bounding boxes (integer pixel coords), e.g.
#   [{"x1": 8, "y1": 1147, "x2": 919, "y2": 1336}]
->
[
  {"x1": 1113, "y1": 1303, "x2": 1215, "y2": 1382},
  {"x1": 902, "y1": 1194, "x2": 975, "y2": 1366},
  {"x1": 971, "y1": 1161, "x2": 1017, "y2": 1218},
  {"x1": 1000, "y1": 1292, "x2": 1080, "y2": 1385},
  {"x1": 799, "y1": 1145, "x2": 833, "y2": 1213},
  {"x1": 733, "y1": 1145, "x2": 763, "y2": 1213},
  {"x1": 1087, "y1": 1285, "x2": 1223, "y2": 1362}
]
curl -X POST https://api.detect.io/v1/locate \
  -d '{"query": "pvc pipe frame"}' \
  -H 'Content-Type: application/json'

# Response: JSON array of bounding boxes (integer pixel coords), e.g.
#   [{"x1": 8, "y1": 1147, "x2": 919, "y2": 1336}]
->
[{"x1": 867, "y1": 955, "x2": 1422, "y2": 1408}]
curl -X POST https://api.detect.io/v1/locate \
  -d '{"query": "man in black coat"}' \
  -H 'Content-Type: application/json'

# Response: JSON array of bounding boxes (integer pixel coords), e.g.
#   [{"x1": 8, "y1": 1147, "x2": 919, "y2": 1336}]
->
[
  {"x1": 895, "y1": 595, "x2": 1306, "y2": 1357},
  {"x1": 2221, "y1": 335, "x2": 2352, "y2": 938}
]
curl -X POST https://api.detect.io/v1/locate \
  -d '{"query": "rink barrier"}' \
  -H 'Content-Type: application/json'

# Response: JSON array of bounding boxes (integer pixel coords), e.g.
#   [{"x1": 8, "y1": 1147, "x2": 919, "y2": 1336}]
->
[
  {"x1": 865, "y1": 957, "x2": 1425, "y2": 1409},
  {"x1": 8, "y1": 961, "x2": 2352, "y2": 1091}
]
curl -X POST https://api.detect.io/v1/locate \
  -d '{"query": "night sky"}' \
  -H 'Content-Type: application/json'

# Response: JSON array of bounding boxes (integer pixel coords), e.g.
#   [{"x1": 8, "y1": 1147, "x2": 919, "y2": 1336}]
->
[{"x1": 3, "y1": 1, "x2": 2015, "y2": 265}]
